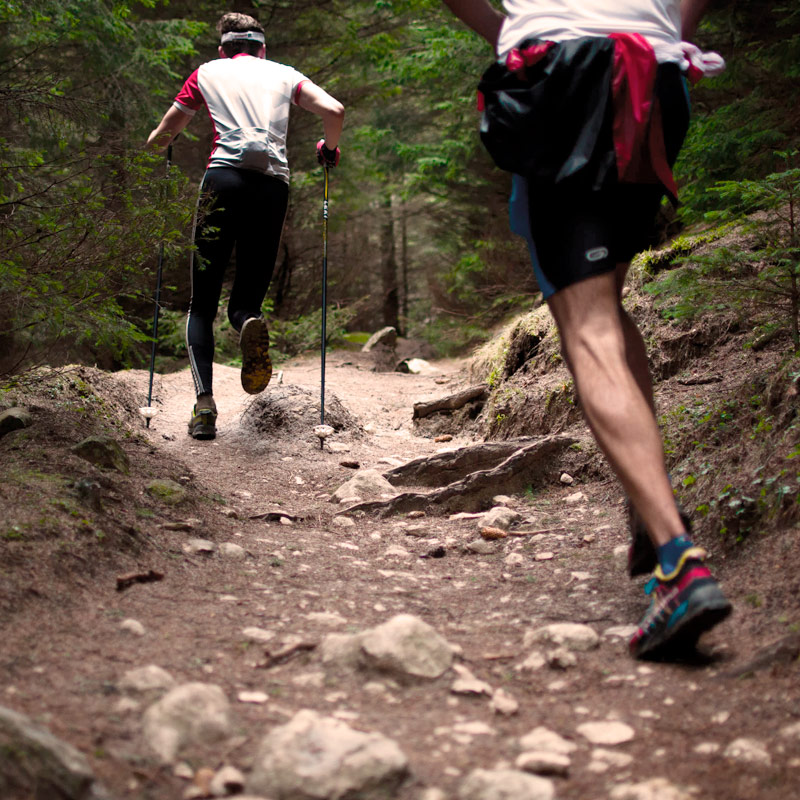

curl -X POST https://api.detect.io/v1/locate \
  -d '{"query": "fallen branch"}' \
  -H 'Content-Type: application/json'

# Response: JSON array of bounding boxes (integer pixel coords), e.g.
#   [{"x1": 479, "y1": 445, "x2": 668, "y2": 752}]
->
[
  {"x1": 257, "y1": 640, "x2": 317, "y2": 669},
  {"x1": 249, "y1": 510, "x2": 300, "y2": 522},
  {"x1": 412, "y1": 384, "x2": 488, "y2": 420},
  {"x1": 677, "y1": 374, "x2": 722, "y2": 386},
  {"x1": 116, "y1": 570, "x2": 164, "y2": 592},
  {"x1": 508, "y1": 528, "x2": 569, "y2": 536}
]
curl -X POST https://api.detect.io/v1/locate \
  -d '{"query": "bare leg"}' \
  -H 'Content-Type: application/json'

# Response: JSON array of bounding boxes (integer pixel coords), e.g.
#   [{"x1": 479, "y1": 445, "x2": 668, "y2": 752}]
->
[
  {"x1": 614, "y1": 263, "x2": 657, "y2": 414},
  {"x1": 547, "y1": 270, "x2": 683, "y2": 547}
]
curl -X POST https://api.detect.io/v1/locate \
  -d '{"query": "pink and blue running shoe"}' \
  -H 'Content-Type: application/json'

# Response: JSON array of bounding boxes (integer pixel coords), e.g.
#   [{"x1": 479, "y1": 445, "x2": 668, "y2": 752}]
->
[{"x1": 629, "y1": 547, "x2": 732, "y2": 660}]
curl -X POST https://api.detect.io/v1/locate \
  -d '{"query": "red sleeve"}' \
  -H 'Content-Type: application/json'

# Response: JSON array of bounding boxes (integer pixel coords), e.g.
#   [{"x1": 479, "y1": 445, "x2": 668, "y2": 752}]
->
[
  {"x1": 174, "y1": 69, "x2": 203, "y2": 114},
  {"x1": 294, "y1": 79, "x2": 309, "y2": 105}
]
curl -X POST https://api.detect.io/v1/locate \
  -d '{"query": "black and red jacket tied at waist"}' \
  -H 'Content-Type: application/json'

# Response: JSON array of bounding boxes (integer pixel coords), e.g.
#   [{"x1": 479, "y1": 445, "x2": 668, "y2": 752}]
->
[{"x1": 478, "y1": 33, "x2": 681, "y2": 202}]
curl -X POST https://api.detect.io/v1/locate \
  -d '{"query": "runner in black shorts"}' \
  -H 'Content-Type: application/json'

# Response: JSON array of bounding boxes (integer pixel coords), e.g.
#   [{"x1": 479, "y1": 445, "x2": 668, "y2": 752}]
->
[
  {"x1": 148, "y1": 12, "x2": 344, "y2": 440},
  {"x1": 443, "y1": 0, "x2": 732, "y2": 661}
]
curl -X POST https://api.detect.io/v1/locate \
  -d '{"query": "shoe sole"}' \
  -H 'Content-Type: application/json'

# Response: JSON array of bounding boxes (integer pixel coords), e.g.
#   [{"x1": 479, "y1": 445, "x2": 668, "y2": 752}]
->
[
  {"x1": 632, "y1": 584, "x2": 732, "y2": 660},
  {"x1": 240, "y1": 318, "x2": 272, "y2": 395},
  {"x1": 190, "y1": 423, "x2": 216, "y2": 440}
]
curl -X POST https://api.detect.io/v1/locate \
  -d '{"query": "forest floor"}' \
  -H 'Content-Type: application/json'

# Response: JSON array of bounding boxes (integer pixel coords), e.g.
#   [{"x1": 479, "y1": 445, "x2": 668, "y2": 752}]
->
[{"x1": 1, "y1": 346, "x2": 800, "y2": 800}]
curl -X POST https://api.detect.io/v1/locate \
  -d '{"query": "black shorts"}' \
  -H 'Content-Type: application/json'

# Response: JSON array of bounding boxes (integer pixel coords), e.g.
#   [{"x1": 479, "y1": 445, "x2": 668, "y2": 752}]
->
[{"x1": 484, "y1": 46, "x2": 690, "y2": 297}]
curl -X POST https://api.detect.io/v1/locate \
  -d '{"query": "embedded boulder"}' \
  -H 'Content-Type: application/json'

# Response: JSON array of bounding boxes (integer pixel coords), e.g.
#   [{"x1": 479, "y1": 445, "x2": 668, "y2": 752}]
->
[{"x1": 247, "y1": 709, "x2": 409, "y2": 799}]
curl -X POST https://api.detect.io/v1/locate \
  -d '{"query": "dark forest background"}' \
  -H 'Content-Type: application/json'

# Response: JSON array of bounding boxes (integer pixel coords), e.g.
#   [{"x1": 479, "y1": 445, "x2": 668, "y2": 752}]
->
[{"x1": 1, "y1": 0, "x2": 798, "y2": 377}]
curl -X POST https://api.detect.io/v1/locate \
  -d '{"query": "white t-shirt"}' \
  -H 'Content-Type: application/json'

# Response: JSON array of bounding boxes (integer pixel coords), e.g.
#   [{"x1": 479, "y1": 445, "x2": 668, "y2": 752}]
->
[
  {"x1": 497, "y1": 0, "x2": 682, "y2": 61},
  {"x1": 174, "y1": 54, "x2": 308, "y2": 182}
]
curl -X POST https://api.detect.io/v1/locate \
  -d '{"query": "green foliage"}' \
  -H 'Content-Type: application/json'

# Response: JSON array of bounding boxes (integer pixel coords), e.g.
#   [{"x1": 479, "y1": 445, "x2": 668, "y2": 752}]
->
[
  {"x1": 410, "y1": 313, "x2": 490, "y2": 358},
  {"x1": 646, "y1": 152, "x2": 800, "y2": 346},
  {"x1": 269, "y1": 306, "x2": 357, "y2": 360},
  {"x1": 664, "y1": 364, "x2": 800, "y2": 543},
  {"x1": 0, "y1": 0, "x2": 203, "y2": 380},
  {"x1": 0, "y1": 149, "x2": 194, "y2": 377},
  {"x1": 676, "y1": 4, "x2": 800, "y2": 222}
]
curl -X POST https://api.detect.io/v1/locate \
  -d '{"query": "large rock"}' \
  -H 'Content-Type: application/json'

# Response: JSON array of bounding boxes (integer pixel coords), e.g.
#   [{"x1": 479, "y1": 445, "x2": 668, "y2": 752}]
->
[
  {"x1": 360, "y1": 614, "x2": 454, "y2": 681},
  {"x1": 331, "y1": 470, "x2": 395, "y2": 504},
  {"x1": 247, "y1": 709, "x2": 409, "y2": 799},
  {"x1": 458, "y1": 768, "x2": 554, "y2": 800},
  {"x1": 0, "y1": 407, "x2": 32, "y2": 439},
  {"x1": 142, "y1": 682, "x2": 232, "y2": 764},
  {"x1": 0, "y1": 705, "x2": 106, "y2": 800},
  {"x1": 362, "y1": 327, "x2": 397, "y2": 353},
  {"x1": 70, "y1": 436, "x2": 129, "y2": 474}
]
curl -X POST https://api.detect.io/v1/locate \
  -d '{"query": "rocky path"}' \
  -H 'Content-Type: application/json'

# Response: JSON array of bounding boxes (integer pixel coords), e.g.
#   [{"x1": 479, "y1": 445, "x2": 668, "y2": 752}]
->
[{"x1": 2, "y1": 354, "x2": 800, "y2": 800}]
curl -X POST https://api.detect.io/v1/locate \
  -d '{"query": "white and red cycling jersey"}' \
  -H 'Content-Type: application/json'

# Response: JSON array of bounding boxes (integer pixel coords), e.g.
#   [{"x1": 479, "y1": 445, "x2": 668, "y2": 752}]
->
[
  {"x1": 497, "y1": 0, "x2": 681, "y2": 61},
  {"x1": 173, "y1": 53, "x2": 308, "y2": 183}
]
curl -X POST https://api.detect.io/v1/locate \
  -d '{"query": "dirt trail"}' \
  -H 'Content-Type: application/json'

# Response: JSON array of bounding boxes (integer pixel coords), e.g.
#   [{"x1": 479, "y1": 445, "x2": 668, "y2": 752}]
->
[{"x1": 3, "y1": 354, "x2": 800, "y2": 800}]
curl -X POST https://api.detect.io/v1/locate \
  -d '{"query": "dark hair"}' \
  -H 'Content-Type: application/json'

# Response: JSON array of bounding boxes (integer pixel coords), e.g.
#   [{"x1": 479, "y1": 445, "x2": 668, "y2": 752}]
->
[{"x1": 217, "y1": 12, "x2": 265, "y2": 58}]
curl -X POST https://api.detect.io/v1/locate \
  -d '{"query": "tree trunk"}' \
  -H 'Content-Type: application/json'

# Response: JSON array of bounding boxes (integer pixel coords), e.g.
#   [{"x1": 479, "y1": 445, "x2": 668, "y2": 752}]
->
[
  {"x1": 380, "y1": 191, "x2": 400, "y2": 331},
  {"x1": 400, "y1": 203, "x2": 409, "y2": 337},
  {"x1": 271, "y1": 239, "x2": 292, "y2": 314}
]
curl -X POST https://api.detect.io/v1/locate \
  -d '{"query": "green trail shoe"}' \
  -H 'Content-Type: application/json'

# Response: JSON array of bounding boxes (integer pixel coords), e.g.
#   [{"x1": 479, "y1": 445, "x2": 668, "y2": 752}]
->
[
  {"x1": 239, "y1": 316, "x2": 272, "y2": 395},
  {"x1": 188, "y1": 396, "x2": 217, "y2": 440}
]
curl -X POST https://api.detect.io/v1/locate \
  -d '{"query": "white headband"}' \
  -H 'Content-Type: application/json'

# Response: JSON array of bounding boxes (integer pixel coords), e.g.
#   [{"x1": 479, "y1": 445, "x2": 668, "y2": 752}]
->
[{"x1": 220, "y1": 31, "x2": 265, "y2": 44}]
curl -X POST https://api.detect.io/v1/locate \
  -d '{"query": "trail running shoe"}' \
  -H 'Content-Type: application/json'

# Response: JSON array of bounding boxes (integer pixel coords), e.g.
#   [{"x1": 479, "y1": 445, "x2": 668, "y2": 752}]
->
[
  {"x1": 240, "y1": 316, "x2": 272, "y2": 395},
  {"x1": 629, "y1": 547, "x2": 732, "y2": 660},
  {"x1": 188, "y1": 405, "x2": 217, "y2": 440},
  {"x1": 627, "y1": 500, "x2": 693, "y2": 577}
]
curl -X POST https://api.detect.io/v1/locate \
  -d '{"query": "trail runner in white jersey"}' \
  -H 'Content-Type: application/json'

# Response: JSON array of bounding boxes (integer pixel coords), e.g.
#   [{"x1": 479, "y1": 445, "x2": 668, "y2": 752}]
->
[{"x1": 148, "y1": 12, "x2": 344, "y2": 441}]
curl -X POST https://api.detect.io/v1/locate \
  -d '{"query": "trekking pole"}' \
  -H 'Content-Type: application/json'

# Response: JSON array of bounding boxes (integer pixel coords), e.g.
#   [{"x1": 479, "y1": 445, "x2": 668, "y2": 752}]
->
[
  {"x1": 140, "y1": 142, "x2": 173, "y2": 428},
  {"x1": 319, "y1": 164, "x2": 329, "y2": 449}
]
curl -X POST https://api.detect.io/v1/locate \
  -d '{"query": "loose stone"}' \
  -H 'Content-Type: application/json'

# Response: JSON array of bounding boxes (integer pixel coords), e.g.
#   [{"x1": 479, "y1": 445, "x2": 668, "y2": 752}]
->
[
  {"x1": 465, "y1": 539, "x2": 497, "y2": 555},
  {"x1": 723, "y1": 737, "x2": 771, "y2": 766},
  {"x1": 515, "y1": 751, "x2": 570, "y2": 777},
  {"x1": 577, "y1": 721, "x2": 635, "y2": 746},
  {"x1": 210, "y1": 765, "x2": 245, "y2": 797},
  {"x1": 120, "y1": 618, "x2": 146, "y2": 636},
  {"x1": 142, "y1": 683, "x2": 232, "y2": 764},
  {"x1": 451, "y1": 665, "x2": 493, "y2": 697},
  {"x1": 518, "y1": 727, "x2": 577, "y2": 755},
  {"x1": 183, "y1": 538, "x2": 216, "y2": 555},
  {"x1": 609, "y1": 778, "x2": 693, "y2": 800},
  {"x1": 524, "y1": 623, "x2": 600, "y2": 652},
  {"x1": 482, "y1": 506, "x2": 522, "y2": 531},
  {"x1": 247, "y1": 709, "x2": 409, "y2": 799},
  {"x1": 458, "y1": 768, "x2": 555, "y2": 800},
  {"x1": 242, "y1": 627, "x2": 275, "y2": 643},
  {"x1": 564, "y1": 491, "x2": 585, "y2": 504},
  {"x1": 360, "y1": 614, "x2": 454, "y2": 680},
  {"x1": 219, "y1": 542, "x2": 246, "y2": 559},
  {"x1": 490, "y1": 688, "x2": 519, "y2": 716},
  {"x1": 120, "y1": 665, "x2": 175, "y2": 694},
  {"x1": 237, "y1": 691, "x2": 268, "y2": 704}
]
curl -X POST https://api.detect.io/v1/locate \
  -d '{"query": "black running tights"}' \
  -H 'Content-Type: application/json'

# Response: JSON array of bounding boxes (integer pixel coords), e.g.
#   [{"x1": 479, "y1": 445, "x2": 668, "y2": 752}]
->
[{"x1": 187, "y1": 167, "x2": 288, "y2": 397}]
